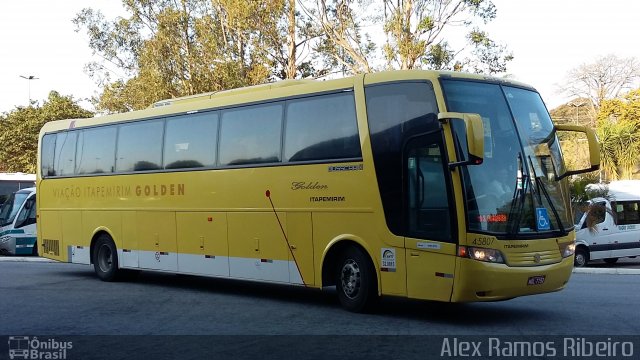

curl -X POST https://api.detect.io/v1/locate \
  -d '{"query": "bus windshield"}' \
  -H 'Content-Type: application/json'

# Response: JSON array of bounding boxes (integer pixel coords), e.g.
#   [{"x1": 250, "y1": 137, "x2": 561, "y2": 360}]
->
[
  {"x1": 0, "y1": 191, "x2": 29, "y2": 227},
  {"x1": 442, "y1": 80, "x2": 572, "y2": 237}
]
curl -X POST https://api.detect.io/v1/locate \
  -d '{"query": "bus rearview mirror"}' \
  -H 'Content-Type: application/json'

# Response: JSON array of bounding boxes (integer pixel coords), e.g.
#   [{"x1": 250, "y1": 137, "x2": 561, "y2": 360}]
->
[
  {"x1": 554, "y1": 124, "x2": 600, "y2": 180},
  {"x1": 438, "y1": 112, "x2": 484, "y2": 169}
]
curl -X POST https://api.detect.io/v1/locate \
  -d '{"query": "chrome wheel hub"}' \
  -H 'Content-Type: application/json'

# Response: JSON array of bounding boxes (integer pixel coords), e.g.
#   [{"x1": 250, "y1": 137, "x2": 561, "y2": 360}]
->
[{"x1": 340, "y1": 259, "x2": 361, "y2": 299}]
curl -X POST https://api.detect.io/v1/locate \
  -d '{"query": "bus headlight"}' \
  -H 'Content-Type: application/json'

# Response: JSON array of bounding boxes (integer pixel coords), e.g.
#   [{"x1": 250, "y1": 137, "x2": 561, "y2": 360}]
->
[
  {"x1": 559, "y1": 242, "x2": 576, "y2": 258},
  {"x1": 458, "y1": 246, "x2": 505, "y2": 263}
]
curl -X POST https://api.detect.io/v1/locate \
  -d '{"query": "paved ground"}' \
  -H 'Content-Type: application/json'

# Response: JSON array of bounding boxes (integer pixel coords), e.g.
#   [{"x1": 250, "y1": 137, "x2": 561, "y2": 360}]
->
[
  {"x1": 2, "y1": 255, "x2": 638, "y2": 359},
  {"x1": 1, "y1": 261, "x2": 640, "y2": 336}
]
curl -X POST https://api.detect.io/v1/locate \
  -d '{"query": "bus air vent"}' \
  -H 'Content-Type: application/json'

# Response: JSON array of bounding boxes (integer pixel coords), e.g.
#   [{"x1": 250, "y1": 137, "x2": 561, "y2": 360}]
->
[{"x1": 43, "y1": 239, "x2": 60, "y2": 256}]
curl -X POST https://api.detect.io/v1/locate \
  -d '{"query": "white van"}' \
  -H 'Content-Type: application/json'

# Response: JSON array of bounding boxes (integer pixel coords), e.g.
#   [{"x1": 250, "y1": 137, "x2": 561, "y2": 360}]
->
[
  {"x1": 0, "y1": 187, "x2": 37, "y2": 256},
  {"x1": 574, "y1": 181, "x2": 640, "y2": 267}
]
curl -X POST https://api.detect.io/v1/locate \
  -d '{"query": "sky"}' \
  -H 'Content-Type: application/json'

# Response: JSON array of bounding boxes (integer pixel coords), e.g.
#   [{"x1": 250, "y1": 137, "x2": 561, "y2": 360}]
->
[{"x1": 1, "y1": 0, "x2": 639, "y2": 114}]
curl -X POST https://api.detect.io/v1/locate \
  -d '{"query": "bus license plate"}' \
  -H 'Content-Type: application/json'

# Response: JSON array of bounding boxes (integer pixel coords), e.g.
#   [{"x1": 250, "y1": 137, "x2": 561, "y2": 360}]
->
[{"x1": 527, "y1": 275, "x2": 545, "y2": 285}]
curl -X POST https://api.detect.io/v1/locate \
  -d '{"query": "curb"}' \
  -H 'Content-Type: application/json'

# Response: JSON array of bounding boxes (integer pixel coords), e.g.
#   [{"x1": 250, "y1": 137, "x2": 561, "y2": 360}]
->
[
  {"x1": 0, "y1": 256, "x2": 56, "y2": 263},
  {"x1": 572, "y1": 267, "x2": 640, "y2": 275}
]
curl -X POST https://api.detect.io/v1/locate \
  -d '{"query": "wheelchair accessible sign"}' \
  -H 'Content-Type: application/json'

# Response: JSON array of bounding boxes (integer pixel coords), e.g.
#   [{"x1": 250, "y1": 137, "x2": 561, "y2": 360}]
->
[{"x1": 536, "y1": 207, "x2": 551, "y2": 231}]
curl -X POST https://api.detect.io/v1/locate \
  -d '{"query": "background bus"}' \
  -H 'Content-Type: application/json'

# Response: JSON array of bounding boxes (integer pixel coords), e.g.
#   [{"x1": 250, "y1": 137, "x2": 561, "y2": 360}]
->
[
  {"x1": 0, "y1": 173, "x2": 35, "y2": 204},
  {"x1": 37, "y1": 70, "x2": 599, "y2": 311},
  {"x1": 0, "y1": 187, "x2": 37, "y2": 255}
]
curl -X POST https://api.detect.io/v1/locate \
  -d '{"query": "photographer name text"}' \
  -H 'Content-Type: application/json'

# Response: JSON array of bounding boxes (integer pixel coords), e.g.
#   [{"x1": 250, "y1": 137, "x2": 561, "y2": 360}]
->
[{"x1": 441, "y1": 337, "x2": 634, "y2": 358}]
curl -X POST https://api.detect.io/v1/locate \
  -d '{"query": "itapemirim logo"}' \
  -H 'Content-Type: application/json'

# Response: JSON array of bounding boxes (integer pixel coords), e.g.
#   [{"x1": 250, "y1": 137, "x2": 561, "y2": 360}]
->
[{"x1": 7, "y1": 336, "x2": 72, "y2": 360}]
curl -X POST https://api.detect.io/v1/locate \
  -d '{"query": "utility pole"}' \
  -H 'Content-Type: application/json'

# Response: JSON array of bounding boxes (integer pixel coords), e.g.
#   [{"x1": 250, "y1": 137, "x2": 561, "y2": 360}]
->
[
  {"x1": 19, "y1": 75, "x2": 39, "y2": 106},
  {"x1": 568, "y1": 100, "x2": 585, "y2": 125}
]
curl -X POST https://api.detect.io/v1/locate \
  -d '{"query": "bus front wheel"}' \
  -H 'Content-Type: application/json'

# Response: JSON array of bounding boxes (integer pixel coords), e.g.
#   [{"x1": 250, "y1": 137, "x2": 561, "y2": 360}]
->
[
  {"x1": 92, "y1": 234, "x2": 120, "y2": 281},
  {"x1": 335, "y1": 246, "x2": 377, "y2": 312}
]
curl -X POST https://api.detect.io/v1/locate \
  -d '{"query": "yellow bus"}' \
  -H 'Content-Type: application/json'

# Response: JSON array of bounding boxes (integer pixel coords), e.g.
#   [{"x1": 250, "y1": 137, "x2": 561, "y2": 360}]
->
[{"x1": 37, "y1": 70, "x2": 599, "y2": 312}]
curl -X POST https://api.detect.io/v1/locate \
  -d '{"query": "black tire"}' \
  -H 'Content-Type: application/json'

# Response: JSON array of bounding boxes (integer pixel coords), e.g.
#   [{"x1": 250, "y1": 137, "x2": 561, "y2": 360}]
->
[
  {"x1": 92, "y1": 234, "x2": 120, "y2": 281},
  {"x1": 603, "y1": 258, "x2": 619, "y2": 265},
  {"x1": 31, "y1": 241, "x2": 38, "y2": 256},
  {"x1": 335, "y1": 246, "x2": 378, "y2": 312},
  {"x1": 574, "y1": 247, "x2": 589, "y2": 267}
]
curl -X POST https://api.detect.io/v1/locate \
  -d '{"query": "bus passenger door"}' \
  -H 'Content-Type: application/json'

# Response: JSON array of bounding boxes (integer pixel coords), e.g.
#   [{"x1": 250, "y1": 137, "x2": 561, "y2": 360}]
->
[{"x1": 404, "y1": 133, "x2": 457, "y2": 301}]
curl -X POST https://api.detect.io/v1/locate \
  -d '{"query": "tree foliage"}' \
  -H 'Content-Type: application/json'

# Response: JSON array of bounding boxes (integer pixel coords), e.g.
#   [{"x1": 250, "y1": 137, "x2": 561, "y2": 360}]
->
[
  {"x1": 553, "y1": 89, "x2": 640, "y2": 182},
  {"x1": 75, "y1": 0, "x2": 514, "y2": 113},
  {"x1": 299, "y1": 0, "x2": 377, "y2": 74},
  {"x1": 549, "y1": 98, "x2": 592, "y2": 126},
  {"x1": 75, "y1": 0, "x2": 284, "y2": 112},
  {"x1": 381, "y1": 0, "x2": 512, "y2": 73},
  {"x1": 0, "y1": 92, "x2": 93, "y2": 173},
  {"x1": 596, "y1": 89, "x2": 640, "y2": 180},
  {"x1": 559, "y1": 54, "x2": 640, "y2": 120}
]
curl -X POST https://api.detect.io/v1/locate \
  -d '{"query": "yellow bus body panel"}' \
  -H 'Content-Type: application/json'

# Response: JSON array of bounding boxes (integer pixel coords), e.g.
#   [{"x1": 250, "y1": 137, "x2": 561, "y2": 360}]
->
[{"x1": 36, "y1": 70, "x2": 575, "y2": 304}]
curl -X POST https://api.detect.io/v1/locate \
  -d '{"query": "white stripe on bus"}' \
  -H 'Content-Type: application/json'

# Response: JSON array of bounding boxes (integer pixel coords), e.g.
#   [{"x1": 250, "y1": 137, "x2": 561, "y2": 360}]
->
[{"x1": 69, "y1": 246, "x2": 303, "y2": 284}]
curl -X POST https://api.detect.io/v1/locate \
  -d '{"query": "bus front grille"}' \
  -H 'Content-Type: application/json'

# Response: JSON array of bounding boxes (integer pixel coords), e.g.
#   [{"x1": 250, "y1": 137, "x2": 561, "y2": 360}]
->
[{"x1": 506, "y1": 249, "x2": 561, "y2": 266}]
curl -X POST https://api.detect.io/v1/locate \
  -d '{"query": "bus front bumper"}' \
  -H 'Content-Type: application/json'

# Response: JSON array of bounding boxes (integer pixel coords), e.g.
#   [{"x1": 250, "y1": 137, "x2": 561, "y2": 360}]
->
[{"x1": 451, "y1": 256, "x2": 574, "y2": 302}]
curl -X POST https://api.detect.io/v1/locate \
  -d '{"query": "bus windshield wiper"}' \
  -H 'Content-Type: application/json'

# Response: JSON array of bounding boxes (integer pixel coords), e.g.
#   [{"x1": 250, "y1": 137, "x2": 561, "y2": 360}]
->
[
  {"x1": 527, "y1": 155, "x2": 567, "y2": 236},
  {"x1": 507, "y1": 152, "x2": 527, "y2": 236}
]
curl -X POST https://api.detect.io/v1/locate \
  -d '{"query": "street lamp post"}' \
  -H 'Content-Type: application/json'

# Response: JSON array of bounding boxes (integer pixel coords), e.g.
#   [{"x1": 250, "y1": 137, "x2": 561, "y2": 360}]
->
[
  {"x1": 568, "y1": 101, "x2": 585, "y2": 125},
  {"x1": 19, "y1": 75, "x2": 39, "y2": 106}
]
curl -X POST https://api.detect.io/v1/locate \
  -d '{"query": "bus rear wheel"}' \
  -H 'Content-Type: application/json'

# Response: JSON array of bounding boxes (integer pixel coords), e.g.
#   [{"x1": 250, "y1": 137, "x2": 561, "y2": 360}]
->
[
  {"x1": 335, "y1": 246, "x2": 377, "y2": 312},
  {"x1": 93, "y1": 234, "x2": 120, "y2": 281}
]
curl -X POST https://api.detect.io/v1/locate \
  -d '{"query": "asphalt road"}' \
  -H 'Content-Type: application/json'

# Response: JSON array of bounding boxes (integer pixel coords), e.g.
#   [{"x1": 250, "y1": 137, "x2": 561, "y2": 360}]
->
[
  {"x1": 1, "y1": 261, "x2": 639, "y2": 336},
  {"x1": 2, "y1": 260, "x2": 639, "y2": 359}
]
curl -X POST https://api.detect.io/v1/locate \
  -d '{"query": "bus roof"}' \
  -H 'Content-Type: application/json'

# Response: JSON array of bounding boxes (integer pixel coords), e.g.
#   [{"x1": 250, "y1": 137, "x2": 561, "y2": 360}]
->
[
  {"x1": 149, "y1": 79, "x2": 318, "y2": 108},
  {"x1": 39, "y1": 70, "x2": 538, "y2": 135}
]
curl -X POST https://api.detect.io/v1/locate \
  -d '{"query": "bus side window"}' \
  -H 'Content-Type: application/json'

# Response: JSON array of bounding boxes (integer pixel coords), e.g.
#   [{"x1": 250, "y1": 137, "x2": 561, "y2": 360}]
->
[
  {"x1": 54, "y1": 131, "x2": 78, "y2": 176},
  {"x1": 15, "y1": 197, "x2": 36, "y2": 228},
  {"x1": 41, "y1": 133, "x2": 57, "y2": 177}
]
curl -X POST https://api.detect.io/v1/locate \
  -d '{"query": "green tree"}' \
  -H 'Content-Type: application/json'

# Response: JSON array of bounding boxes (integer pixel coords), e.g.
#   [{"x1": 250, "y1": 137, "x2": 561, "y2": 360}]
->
[
  {"x1": 0, "y1": 92, "x2": 93, "y2": 173},
  {"x1": 299, "y1": 0, "x2": 377, "y2": 74},
  {"x1": 549, "y1": 98, "x2": 591, "y2": 126},
  {"x1": 77, "y1": 0, "x2": 515, "y2": 112},
  {"x1": 299, "y1": 0, "x2": 511, "y2": 75},
  {"x1": 596, "y1": 89, "x2": 640, "y2": 180},
  {"x1": 260, "y1": 0, "x2": 327, "y2": 79},
  {"x1": 559, "y1": 54, "x2": 640, "y2": 124},
  {"x1": 382, "y1": 0, "x2": 512, "y2": 73},
  {"x1": 74, "y1": 0, "x2": 286, "y2": 113}
]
